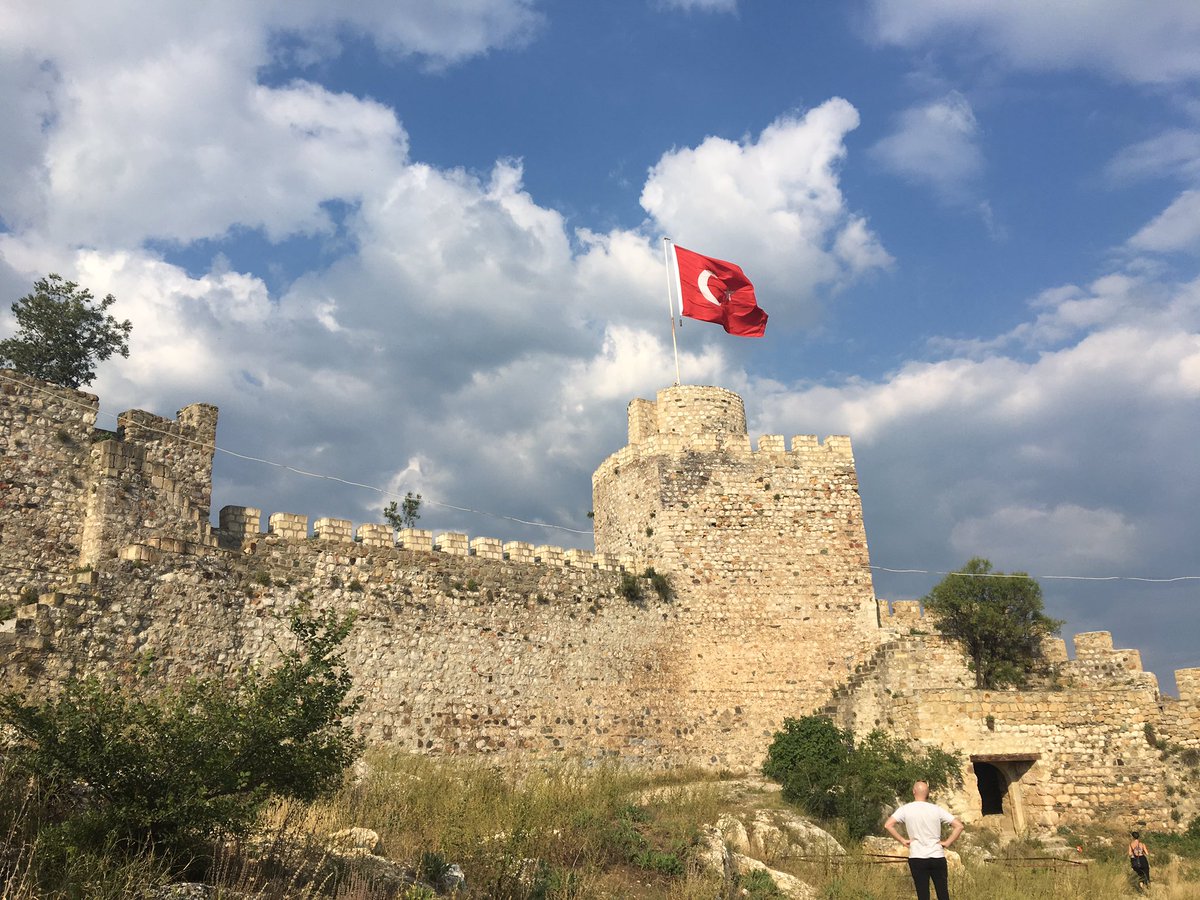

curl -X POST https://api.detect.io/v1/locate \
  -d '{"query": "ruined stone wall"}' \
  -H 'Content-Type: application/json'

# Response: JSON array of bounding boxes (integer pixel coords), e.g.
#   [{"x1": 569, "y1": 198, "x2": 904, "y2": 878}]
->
[
  {"x1": 592, "y1": 385, "x2": 881, "y2": 766},
  {"x1": 0, "y1": 532, "x2": 721, "y2": 765},
  {"x1": 0, "y1": 369, "x2": 220, "y2": 604},
  {"x1": 79, "y1": 404, "x2": 219, "y2": 565},
  {"x1": 0, "y1": 370, "x2": 96, "y2": 607},
  {"x1": 827, "y1": 602, "x2": 1200, "y2": 830}
]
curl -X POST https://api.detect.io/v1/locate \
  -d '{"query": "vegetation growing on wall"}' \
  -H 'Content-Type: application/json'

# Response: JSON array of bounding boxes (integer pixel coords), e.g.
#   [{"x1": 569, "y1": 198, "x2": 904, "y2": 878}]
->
[{"x1": 923, "y1": 557, "x2": 1063, "y2": 689}]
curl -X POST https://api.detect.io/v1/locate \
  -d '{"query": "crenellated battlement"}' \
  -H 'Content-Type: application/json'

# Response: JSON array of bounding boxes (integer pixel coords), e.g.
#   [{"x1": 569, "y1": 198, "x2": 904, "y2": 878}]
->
[
  {"x1": 875, "y1": 599, "x2": 1181, "y2": 694},
  {"x1": 208, "y1": 505, "x2": 633, "y2": 573}
]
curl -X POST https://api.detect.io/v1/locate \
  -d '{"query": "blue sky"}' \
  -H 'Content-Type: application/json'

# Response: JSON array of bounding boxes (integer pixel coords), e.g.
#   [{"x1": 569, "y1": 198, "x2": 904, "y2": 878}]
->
[{"x1": 2, "y1": 0, "x2": 1199, "y2": 690}]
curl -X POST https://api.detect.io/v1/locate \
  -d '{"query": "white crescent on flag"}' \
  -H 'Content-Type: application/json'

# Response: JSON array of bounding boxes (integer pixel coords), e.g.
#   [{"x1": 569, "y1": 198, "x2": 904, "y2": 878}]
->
[{"x1": 698, "y1": 270, "x2": 722, "y2": 305}]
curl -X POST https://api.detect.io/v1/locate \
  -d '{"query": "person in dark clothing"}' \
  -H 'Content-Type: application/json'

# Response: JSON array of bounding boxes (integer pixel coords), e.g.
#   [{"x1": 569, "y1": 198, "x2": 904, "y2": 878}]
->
[{"x1": 1129, "y1": 831, "x2": 1151, "y2": 890}]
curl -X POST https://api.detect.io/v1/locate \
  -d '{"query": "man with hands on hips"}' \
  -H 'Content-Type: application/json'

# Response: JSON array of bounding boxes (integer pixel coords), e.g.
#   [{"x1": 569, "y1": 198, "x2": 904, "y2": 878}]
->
[{"x1": 883, "y1": 780, "x2": 964, "y2": 900}]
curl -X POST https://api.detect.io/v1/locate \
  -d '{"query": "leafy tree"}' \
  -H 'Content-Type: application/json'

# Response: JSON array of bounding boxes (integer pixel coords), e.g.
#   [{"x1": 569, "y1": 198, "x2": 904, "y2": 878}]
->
[
  {"x1": 0, "y1": 609, "x2": 362, "y2": 855},
  {"x1": 384, "y1": 491, "x2": 423, "y2": 530},
  {"x1": 763, "y1": 716, "x2": 962, "y2": 841},
  {"x1": 0, "y1": 274, "x2": 132, "y2": 388},
  {"x1": 923, "y1": 557, "x2": 1063, "y2": 689}
]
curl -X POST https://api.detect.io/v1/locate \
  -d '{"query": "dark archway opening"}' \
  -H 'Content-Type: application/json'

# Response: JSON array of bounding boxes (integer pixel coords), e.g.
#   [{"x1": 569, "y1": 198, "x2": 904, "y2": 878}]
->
[{"x1": 974, "y1": 761, "x2": 1007, "y2": 815}]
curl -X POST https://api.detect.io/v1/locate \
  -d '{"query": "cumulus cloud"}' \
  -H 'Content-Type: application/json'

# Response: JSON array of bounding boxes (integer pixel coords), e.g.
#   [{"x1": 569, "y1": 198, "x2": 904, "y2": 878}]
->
[
  {"x1": 2, "y1": 28, "x2": 886, "y2": 544},
  {"x1": 642, "y1": 99, "x2": 892, "y2": 319},
  {"x1": 1128, "y1": 190, "x2": 1200, "y2": 254},
  {"x1": 0, "y1": 1, "x2": 539, "y2": 247},
  {"x1": 870, "y1": 92, "x2": 984, "y2": 203},
  {"x1": 747, "y1": 265, "x2": 1200, "y2": 681},
  {"x1": 949, "y1": 504, "x2": 1139, "y2": 572},
  {"x1": 867, "y1": 0, "x2": 1200, "y2": 85}
]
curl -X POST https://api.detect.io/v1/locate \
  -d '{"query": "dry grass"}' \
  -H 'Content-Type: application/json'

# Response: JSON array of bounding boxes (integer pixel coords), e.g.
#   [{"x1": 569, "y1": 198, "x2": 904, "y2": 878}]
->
[{"x1": 4, "y1": 750, "x2": 1199, "y2": 899}]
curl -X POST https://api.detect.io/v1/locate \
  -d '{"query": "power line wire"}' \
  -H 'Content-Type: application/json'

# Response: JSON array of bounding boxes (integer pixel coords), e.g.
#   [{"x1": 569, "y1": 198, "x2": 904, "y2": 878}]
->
[{"x1": 0, "y1": 371, "x2": 591, "y2": 536}]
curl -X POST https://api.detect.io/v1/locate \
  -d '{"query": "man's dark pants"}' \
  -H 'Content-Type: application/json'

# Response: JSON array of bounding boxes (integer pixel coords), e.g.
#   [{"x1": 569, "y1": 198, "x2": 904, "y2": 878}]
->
[{"x1": 907, "y1": 857, "x2": 950, "y2": 900}]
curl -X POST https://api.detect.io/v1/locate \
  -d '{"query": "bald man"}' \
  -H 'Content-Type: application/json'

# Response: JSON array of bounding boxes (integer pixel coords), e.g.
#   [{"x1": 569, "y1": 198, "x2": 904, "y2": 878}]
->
[{"x1": 883, "y1": 781, "x2": 964, "y2": 900}]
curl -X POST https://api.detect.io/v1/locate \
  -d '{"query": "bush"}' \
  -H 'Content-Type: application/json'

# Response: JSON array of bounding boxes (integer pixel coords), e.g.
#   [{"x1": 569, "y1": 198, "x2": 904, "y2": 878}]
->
[
  {"x1": 619, "y1": 574, "x2": 644, "y2": 605},
  {"x1": 0, "y1": 609, "x2": 363, "y2": 857},
  {"x1": 762, "y1": 716, "x2": 961, "y2": 841},
  {"x1": 644, "y1": 568, "x2": 674, "y2": 602}
]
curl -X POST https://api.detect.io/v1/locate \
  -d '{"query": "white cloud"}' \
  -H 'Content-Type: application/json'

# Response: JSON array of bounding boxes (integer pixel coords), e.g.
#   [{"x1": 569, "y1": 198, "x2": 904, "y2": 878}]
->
[
  {"x1": 868, "y1": 0, "x2": 1200, "y2": 85},
  {"x1": 0, "y1": 1, "x2": 540, "y2": 247},
  {"x1": 950, "y1": 504, "x2": 1139, "y2": 572},
  {"x1": 1107, "y1": 129, "x2": 1200, "y2": 184},
  {"x1": 641, "y1": 99, "x2": 892, "y2": 319},
  {"x1": 654, "y1": 0, "x2": 738, "y2": 12},
  {"x1": 870, "y1": 92, "x2": 983, "y2": 203},
  {"x1": 1128, "y1": 190, "x2": 1200, "y2": 253}
]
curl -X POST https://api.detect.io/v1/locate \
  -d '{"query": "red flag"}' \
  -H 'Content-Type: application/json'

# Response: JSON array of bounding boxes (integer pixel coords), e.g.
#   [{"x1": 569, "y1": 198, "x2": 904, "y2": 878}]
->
[{"x1": 672, "y1": 243, "x2": 768, "y2": 337}]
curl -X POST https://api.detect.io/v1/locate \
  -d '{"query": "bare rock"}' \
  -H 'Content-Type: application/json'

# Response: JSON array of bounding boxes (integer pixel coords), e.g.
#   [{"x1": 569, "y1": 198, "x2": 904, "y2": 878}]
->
[
  {"x1": 733, "y1": 853, "x2": 817, "y2": 899},
  {"x1": 326, "y1": 826, "x2": 383, "y2": 857},
  {"x1": 717, "y1": 814, "x2": 751, "y2": 854}
]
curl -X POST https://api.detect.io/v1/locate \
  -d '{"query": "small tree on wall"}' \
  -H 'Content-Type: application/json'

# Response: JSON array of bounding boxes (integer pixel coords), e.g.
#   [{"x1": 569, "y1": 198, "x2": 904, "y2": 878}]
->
[
  {"x1": 383, "y1": 491, "x2": 422, "y2": 530},
  {"x1": 923, "y1": 557, "x2": 1063, "y2": 689},
  {"x1": 0, "y1": 274, "x2": 132, "y2": 388}
]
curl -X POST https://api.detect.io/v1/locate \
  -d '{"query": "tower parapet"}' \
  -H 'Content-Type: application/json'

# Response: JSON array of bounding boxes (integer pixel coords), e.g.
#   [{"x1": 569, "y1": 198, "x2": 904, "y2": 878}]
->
[{"x1": 592, "y1": 384, "x2": 880, "y2": 759}]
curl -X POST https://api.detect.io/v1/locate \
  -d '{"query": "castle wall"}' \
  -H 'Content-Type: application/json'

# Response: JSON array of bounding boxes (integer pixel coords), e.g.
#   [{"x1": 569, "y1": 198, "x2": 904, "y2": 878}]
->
[
  {"x1": 79, "y1": 404, "x2": 219, "y2": 564},
  {"x1": 592, "y1": 386, "x2": 881, "y2": 765},
  {"x1": 3, "y1": 373, "x2": 1199, "y2": 822},
  {"x1": 826, "y1": 602, "x2": 1200, "y2": 830},
  {"x1": 0, "y1": 534, "x2": 730, "y2": 765},
  {"x1": 0, "y1": 370, "x2": 97, "y2": 607}
]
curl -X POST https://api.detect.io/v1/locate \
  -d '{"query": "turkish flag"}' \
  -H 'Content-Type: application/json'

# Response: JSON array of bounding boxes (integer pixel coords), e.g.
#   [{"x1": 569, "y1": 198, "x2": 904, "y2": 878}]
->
[{"x1": 673, "y1": 244, "x2": 768, "y2": 337}]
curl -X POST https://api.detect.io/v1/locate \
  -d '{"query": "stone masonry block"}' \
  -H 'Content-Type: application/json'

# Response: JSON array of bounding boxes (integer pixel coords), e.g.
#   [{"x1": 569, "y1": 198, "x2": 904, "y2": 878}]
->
[
  {"x1": 504, "y1": 541, "x2": 534, "y2": 563},
  {"x1": 398, "y1": 528, "x2": 432, "y2": 551},
  {"x1": 1042, "y1": 637, "x2": 1069, "y2": 664},
  {"x1": 1074, "y1": 631, "x2": 1114, "y2": 657},
  {"x1": 470, "y1": 537, "x2": 504, "y2": 560},
  {"x1": 268, "y1": 512, "x2": 309, "y2": 540},
  {"x1": 564, "y1": 548, "x2": 594, "y2": 568},
  {"x1": 757, "y1": 434, "x2": 785, "y2": 452},
  {"x1": 1175, "y1": 668, "x2": 1200, "y2": 706},
  {"x1": 314, "y1": 517, "x2": 353, "y2": 542},
  {"x1": 535, "y1": 545, "x2": 564, "y2": 566},
  {"x1": 119, "y1": 543, "x2": 160, "y2": 563},
  {"x1": 593, "y1": 552, "x2": 620, "y2": 571},
  {"x1": 436, "y1": 532, "x2": 469, "y2": 556},
  {"x1": 357, "y1": 524, "x2": 394, "y2": 547}
]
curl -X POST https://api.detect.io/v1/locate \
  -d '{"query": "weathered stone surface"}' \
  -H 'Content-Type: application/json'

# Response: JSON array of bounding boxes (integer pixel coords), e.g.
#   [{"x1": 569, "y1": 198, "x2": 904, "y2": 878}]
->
[
  {"x1": 1, "y1": 371, "x2": 1198, "y2": 832},
  {"x1": 733, "y1": 853, "x2": 817, "y2": 899},
  {"x1": 326, "y1": 826, "x2": 383, "y2": 857}
]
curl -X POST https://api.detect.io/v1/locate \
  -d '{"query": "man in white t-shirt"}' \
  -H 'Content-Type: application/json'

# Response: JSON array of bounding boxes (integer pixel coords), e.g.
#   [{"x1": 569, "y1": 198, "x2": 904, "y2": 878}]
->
[{"x1": 883, "y1": 781, "x2": 964, "y2": 900}]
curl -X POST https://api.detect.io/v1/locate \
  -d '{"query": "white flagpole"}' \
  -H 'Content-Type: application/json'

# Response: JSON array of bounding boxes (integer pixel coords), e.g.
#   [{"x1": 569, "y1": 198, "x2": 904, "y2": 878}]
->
[{"x1": 663, "y1": 238, "x2": 682, "y2": 385}]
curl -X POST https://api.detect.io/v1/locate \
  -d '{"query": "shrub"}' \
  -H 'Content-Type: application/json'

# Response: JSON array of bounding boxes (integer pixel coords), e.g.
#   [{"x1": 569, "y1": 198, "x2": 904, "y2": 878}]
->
[
  {"x1": 0, "y1": 609, "x2": 363, "y2": 857},
  {"x1": 762, "y1": 716, "x2": 962, "y2": 841},
  {"x1": 644, "y1": 568, "x2": 674, "y2": 602},
  {"x1": 619, "y1": 574, "x2": 644, "y2": 605}
]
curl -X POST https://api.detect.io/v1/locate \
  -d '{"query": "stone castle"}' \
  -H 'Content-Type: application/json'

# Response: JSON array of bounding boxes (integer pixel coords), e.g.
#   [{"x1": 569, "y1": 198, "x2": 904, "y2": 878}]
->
[{"x1": 2, "y1": 368, "x2": 1198, "y2": 834}]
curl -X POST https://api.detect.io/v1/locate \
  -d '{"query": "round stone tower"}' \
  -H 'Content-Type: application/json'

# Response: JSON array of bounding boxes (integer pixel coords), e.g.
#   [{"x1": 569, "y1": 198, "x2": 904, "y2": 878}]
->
[{"x1": 592, "y1": 384, "x2": 880, "y2": 765}]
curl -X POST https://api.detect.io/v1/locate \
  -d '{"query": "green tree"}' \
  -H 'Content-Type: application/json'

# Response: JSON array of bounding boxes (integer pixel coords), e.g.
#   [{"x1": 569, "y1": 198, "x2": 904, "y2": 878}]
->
[
  {"x1": 0, "y1": 274, "x2": 132, "y2": 388},
  {"x1": 763, "y1": 716, "x2": 961, "y2": 841},
  {"x1": 0, "y1": 609, "x2": 362, "y2": 855},
  {"x1": 763, "y1": 715, "x2": 960, "y2": 844},
  {"x1": 923, "y1": 557, "x2": 1063, "y2": 689},
  {"x1": 384, "y1": 491, "x2": 423, "y2": 530}
]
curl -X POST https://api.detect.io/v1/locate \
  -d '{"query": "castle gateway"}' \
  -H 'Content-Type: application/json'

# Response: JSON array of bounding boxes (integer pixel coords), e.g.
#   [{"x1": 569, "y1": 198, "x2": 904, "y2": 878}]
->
[{"x1": 2, "y1": 371, "x2": 1198, "y2": 830}]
